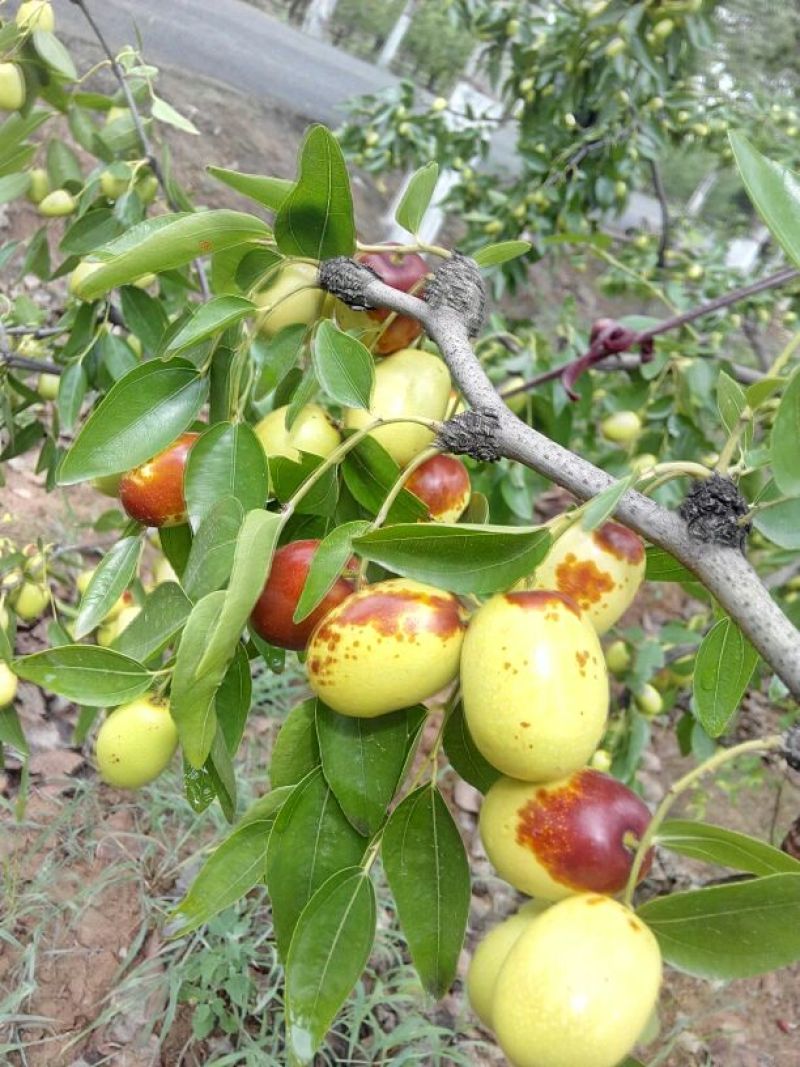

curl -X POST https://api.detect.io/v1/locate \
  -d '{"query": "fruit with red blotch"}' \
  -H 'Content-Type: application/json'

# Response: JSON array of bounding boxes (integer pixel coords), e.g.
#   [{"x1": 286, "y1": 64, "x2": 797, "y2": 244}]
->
[
  {"x1": 306, "y1": 577, "x2": 467, "y2": 717},
  {"x1": 119, "y1": 431, "x2": 199, "y2": 528},
  {"x1": 479, "y1": 770, "x2": 653, "y2": 901},
  {"x1": 461, "y1": 591, "x2": 608, "y2": 782},
  {"x1": 406, "y1": 454, "x2": 471, "y2": 523},
  {"x1": 526, "y1": 520, "x2": 646, "y2": 634},
  {"x1": 250, "y1": 539, "x2": 356, "y2": 651},
  {"x1": 336, "y1": 247, "x2": 428, "y2": 355}
]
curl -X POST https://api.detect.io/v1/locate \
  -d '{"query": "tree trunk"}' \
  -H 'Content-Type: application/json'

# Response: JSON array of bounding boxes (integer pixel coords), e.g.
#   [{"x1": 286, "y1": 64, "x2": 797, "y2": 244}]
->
[{"x1": 377, "y1": 0, "x2": 419, "y2": 68}]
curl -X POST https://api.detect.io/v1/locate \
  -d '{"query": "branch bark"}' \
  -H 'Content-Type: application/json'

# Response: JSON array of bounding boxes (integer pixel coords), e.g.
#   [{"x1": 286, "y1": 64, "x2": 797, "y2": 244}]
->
[{"x1": 320, "y1": 259, "x2": 800, "y2": 701}]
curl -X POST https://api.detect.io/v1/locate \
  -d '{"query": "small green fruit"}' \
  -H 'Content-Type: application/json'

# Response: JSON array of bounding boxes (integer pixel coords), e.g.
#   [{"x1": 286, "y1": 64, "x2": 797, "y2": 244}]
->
[
  {"x1": 38, "y1": 190, "x2": 77, "y2": 217},
  {"x1": 26, "y1": 167, "x2": 50, "y2": 204},
  {"x1": 606, "y1": 639, "x2": 631, "y2": 674},
  {"x1": 635, "y1": 683, "x2": 664, "y2": 717},
  {"x1": 0, "y1": 662, "x2": 18, "y2": 706},
  {"x1": 600, "y1": 410, "x2": 642, "y2": 444},
  {"x1": 36, "y1": 373, "x2": 60, "y2": 401},
  {"x1": 16, "y1": 1, "x2": 55, "y2": 31},
  {"x1": 0, "y1": 63, "x2": 26, "y2": 111}
]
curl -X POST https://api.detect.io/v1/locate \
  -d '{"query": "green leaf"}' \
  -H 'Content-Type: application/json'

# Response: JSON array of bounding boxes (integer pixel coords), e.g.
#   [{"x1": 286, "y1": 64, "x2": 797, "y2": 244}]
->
[
  {"x1": 77, "y1": 210, "x2": 271, "y2": 298},
  {"x1": 47, "y1": 140, "x2": 82, "y2": 189},
  {"x1": 395, "y1": 162, "x2": 439, "y2": 235},
  {"x1": 693, "y1": 616, "x2": 759, "y2": 737},
  {"x1": 184, "y1": 422, "x2": 268, "y2": 530},
  {"x1": 181, "y1": 496, "x2": 244, "y2": 601},
  {"x1": 58, "y1": 359, "x2": 208, "y2": 484},
  {"x1": 151, "y1": 94, "x2": 200, "y2": 135},
  {"x1": 316, "y1": 701, "x2": 426, "y2": 837},
  {"x1": 13, "y1": 646, "x2": 152, "y2": 706},
  {"x1": 581, "y1": 474, "x2": 636, "y2": 532},
  {"x1": 252, "y1": 324, "x2": 306, "y2": 399},
  {"x1": 270, "y1": 699, "x2": 321, "y2": 789},
  {"x1": 215, "y1": 643, "x2": 252, "y2": 756},
  {"x1": 120, "y1": 286, "x2": 169, "y2": 353},
  {"x1": 170, "y1": 591, "x2": 227, "y2": 767},
  {"x1": 169, "y1": 789, "x2": 290, "y2": 937},
  {"x1": 61, "y1": 208, "x2": 124, "y2": 256},
  {"x1": 294, "y1": 520, "x2": 370, "y2": 624},
  {"x1": 270, "y1": 453, "x2": 339, "y2": 518},
  {"x1": 752, "y1": 482, "x2": 800, "y2": 549},
  {"x1": 473, "y1": 240, "x2": 532, "y2": 267},
  {"x1": 382, "y1": 786, "x2": 470, "y2": 997},
  {"x1": 730, "y1": 133, "x2": 800, "y2": 268},
  {"x1": 285, "y1": 868, "x2": 376, "y2": 1064},
  {"x1": 73, "y1": 536, "x2": 142, "y2": 640},
  {"x1": 637, "y1": 873, "x2": 800, "y2": 978},
  {"x1": 771, "y1": 367, "x2": 800, "y2": 497},
  {"x1": 442, "y1": 702, "x2": 501, "y2": 794},
  {"x1": 0, "y1": 705, "x2": 29, "y2": 755},
  {"x1": 266, "y1": 767, "x2": 367, "y2": 959},
  {"x1": 0, "y1": 172, "x2": 30, "y2": 204},
  {"x1": 207, "y1": 165, "x2": 293, "y2": 212},
  {"x1": 114, "y1": 581, "x2": 192, "y2": 662},
  {"x1": 165, "y1": 296, "x2": 255, "y2": 355},
  {"x1": 745, "y1": 375, "x2": 784, "y2": 411},
  {"x1": 717, "y1": 370, "x2": 751, "y2": 453},
  {"x1": 658, "y1": 820, "x2": 800, "y2": 878},
  {"x1": 353, "y1": 524, "x2": 552, "y2": 595},
  {"x1": 645, "y1": 546, "x2": 695, "y2": 583},
  {"x1": 32, "y1": 29, "x2": 77, "y2": 80},
  {"x1": 195, "y1": 509, "x2": 282, "y2": 677},
  {"x1": 274, "y1": 124, "x2": 355, "y2": 259},
  {"x1": 56, "y1": 361, "x2": 87, "y2": 433},
  {"x1": 206, "y1": 723, "x2": 237, "y2": 821},
  {"x1": 342, "y1": 437, "x2": 429, "y2": 522},
  {"x1": 312, "y1": 321, "x2": 374, "y2": 409}
]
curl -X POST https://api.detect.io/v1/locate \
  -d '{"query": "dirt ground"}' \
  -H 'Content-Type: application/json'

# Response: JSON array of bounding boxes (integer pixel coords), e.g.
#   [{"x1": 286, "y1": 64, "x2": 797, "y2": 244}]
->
[{"x1": 1, "y1": 41, "x2": 800, "y2": 1067}]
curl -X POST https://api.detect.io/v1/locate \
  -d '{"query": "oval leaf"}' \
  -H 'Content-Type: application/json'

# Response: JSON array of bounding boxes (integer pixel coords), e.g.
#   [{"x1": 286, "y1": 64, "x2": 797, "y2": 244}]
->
[
  {"x1": 184, "y1": 422, "x2": 268, "y2": 530},
  {"x1": 165, "y1": 296, "x2": 255, "y2": 355},
  {"x1": 114, "y1": 581, "x2": 192, "y2": 663},
  {"x1": 442, "y1": 702, "x2": 501, "y2": 795},
  {"x1": 73, "y1": 535, "x2": 142, "y2": 639},
  {"x1": 473, "y1": 240, "x2": 532, "y2": 267},
  {"x1": 693, "y1": 616, "x2": 759, "y2": 737},
  {"x1": 181, "y1": 496, "x2": 245, "y2": 601},
  {"x1": 312, "y1": 320, "x2": 374, "y2": 409},
  {"x1": 730, "y1": 133, "x2": 800, "y2": 269},
  {"x1": 771, "y1": 368, "x2": 800, "y2": 497},
  {"x1": 395, "y1": 162, "x2": 439, "y2": 235},
  {"x1": 658, "y1": 820, "x2": 800, "y2": 878},
  {"x1": 13, "y1": 646, "x2": 152, "y2": 706},
  {"x1": 270, "y1": 699, "x2": 321, "y2": 789},
  {"x1": 207, "y1": 165, "x2": 293, "y2": 212},
  {"x1": 170, "y1": 591, "x2": 227, "y2": 767},
  {"x1": 293, "y1": 520, "x2": 371, "y2": 624}
]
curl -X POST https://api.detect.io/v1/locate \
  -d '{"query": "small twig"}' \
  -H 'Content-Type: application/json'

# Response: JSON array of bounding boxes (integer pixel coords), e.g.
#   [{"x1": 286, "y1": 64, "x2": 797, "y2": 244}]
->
[
  {"x1": 650, "y1": 160, "x2": 670, "y2": 269},
  {"x1": 3, "y1": 325, "x2": 67, "y2": 338},
  {"x1": 0, "y1": 350, "x2": 62, "y2": 375}
]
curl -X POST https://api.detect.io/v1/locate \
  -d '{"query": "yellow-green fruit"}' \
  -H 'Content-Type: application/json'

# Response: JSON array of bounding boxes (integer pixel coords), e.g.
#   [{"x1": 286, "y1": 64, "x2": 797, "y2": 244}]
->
[
  {"x1": 0, "y1": 662, "x2": 18, "y2": 706},
  {"x1": 492, "y1": 894, "x2": 662, "y2": 1067},
  {"x1": 105, "y1": 105, "x2": 129, "y2": 124},
  {"x1": 100, "y1": 168, "x2": 130, "y2": 200},
  {"x1": 467, "y1": 903, "x2": 547, "y2": 1028},
  {"x1": 39, "y1": 190, "x2": 77, "y2": 217},
  {"x1": 590, "y1": 748, "x2": 613, "y2": 773},
  {"x1": 653, "y1": 17, "x2": 675, "y2": 38},
  {"x1": 604, "y1": 36, "x2": 626, "y2": 57},
  {"x1": 76, "y1": 568, "x2": 95, "y2": 596},
  {"x1": 600, "y1": 410, "x2": 642, "y2": 444},
  {"x1": 91, "y1": 471, "x2": 122, "y2": 497},
  {"x1": 136, "y1": 172, "x2": 159, "y2": 204},
  {"x1": 153, "y1": 556, "x2": 177, "y2": 586},
  {"x1": 431, "y1": 97, "x2": 447, "y2": 112},
  {"x1": 27, "y1": 167, "x2": 50, "y2": 204},
  {"x1": 635, "y1": 682, "x2": 664, "y2": 717},
  {"x1": 630, "y1": 452, "x2": 658, "y2": 474},
  {"x1": 343, "y1": 349, "x2": 451, "y2": 467},
  {"x1": 686, "y1": 262, "x2": 704, "y2": 280},
  {"x1": 254, "y1": 403, "x2": 340, "y2": 463},
  {"x1": 500, "y1": 376, "x2": 528, "y2": 416},
  {"x1": 461, "y1": 591, "x2": 608, "y2": 782},
  {"x1": 36, "y1": 373, "x2": 59, "y2": 401},
  {"x1": 527, "y1": 521, "x2": 646, "y2": 635},
  {"x1": 94, "y1": 697, "x2": 179, "y2": 789},
  {"x1": 12, "y1": 580, "x2": 48, "y2": 620},
  {"x1": 606, "y1": 639, "x2": 631, "y2": 674},
  {"x1": 16, "y1": 1, "x2": 55, "y2": 31},
  {"x1": 70, "y1": 260, "x2": 103, "y2": 298},
  {"x1": 0, "y1": 63, "x2": 26, "y2": 111},
  {"x1": 306, "y1": 578, "x2": 467, "y2": 718},
  {"x1": 255, "y1": 262, "x2": 324, "y2": 338},
  {"x1": 0, "y1": 603, "x2": 8, "y2": 631}
]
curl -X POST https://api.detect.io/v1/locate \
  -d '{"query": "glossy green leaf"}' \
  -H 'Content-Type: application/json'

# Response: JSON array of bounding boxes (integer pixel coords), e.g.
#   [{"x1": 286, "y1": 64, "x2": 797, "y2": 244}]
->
[
  {"x1": 73, "y1": 535, "x2": 142, "y2": 639},
  {"x1": 312, "y1": 321, "x2": 374, "y2": 409},
  {"x1": 395, "y1": 162, "x2": 438, "y2": 235},
  {"x1": 658, "y1": 820, "x2": 800, "y2": 877},
  {"x1": 159, "y1": 523, "x2": 193, "y2": 578},
  {"x1": 717, "y1": 370, "x2": 752, "y2": 453},
  {"x1": 169, "y1": 789, "x2": 290, "y2": 937},
  {"x1": 270, "y1": 699, "x2": 321, "y2": 789},
  {"x1": 151, "y1": 95, "x2": 199, "y2": 135},
  {"x1": 645, "y1": 546, "x2": 695, "y2": 583},
  {"x1": 56, "y1": 361, "x2": 87, "y2": 433},
  {"x1": 730, "y1": 133, "x2": 800, "y2": 268},
  {"x1": 184, "y1": 422, "x2": 268, "y2": 530},
  {"x1": 771, "y1": 367, "x2": 800, "y2": 497},
  {"x1": 294, "y1": 521, "x2": 370, "y2": 624},
  {"x1": 58, "y1": 359, "x2": 208, "y2": 484},
  {"x1": 271, "y1": 453, "x2": 339, "y2": 517},
  {"x1": 0, "y1": 172, "x2": 30, "y2": 204},
  {"x1": 443, "y1": 702, "x2": 501, "y2": 795},
  {"x1": 316, "y1": 701, "x2": 426, "y2": 836},
  {"x1": 120, "y1": 286, "x2": 169, "y2": 353},
  {"x1": 637, "y1": 873, "x2": 800, "y2": 978},
  {"x1": 693, "y1": 616, "x2": 759, "y2": 737},
  {"x1": 32, "y1": 29, "x2": 77, "y2": 80},
  {"x1": 181, "y1": 496, "x2": 244, "y2": 601},
  {"x1": 12, "y1": 646, "x2": 152, "y2": 706},
  {"x1": 165, "y1": 296, "x2": 255, "y2": 355},
  {"x1": 252, "y1": 324, "x2": 306, "y2": 399},
  {"x1": 170, "y1": 591, "x2": 227, "y2": 767},
  {"x1": 581, "y1": 474, "x2": 636, "y2": 532},
  {"x1": 274, "y1": 124, "x2": 355, "y2": 259},
  {"x1": 752, "y1": 483, "x2": 800, "y2": 549},
  {"x1": 78, "y1": 211, "x2": 271, "y2": 298},
  {"x1": 745, "y1": 375, "x2": 785, "y2": 411},
  {"x1": 473, "y1": 240, "x2": 532, "y2": 267},
  {"x1": 382, "y1": 786, "x2": 470, "y2": 997},
  {"x1": 342, "y1": 436, "x2": 428, "y2": 522},
  {"x1": 207, "y1": 165, "x2": 293, "y2": 211},
  {"x1": 61, "y1": 209, "x2": 124, "y2": 255},
  {"x1": 206, "y1": 724, "x2": 237, "y2": 821},
  {"x1": 266, "y1": 767, "x2": 367, "y2": 959},
  {"x1": 114, "y1": 581, "x2": 192, "y2": 662},
  {"x1": 353, "y1": 524, "x2": 552, "y2": 595},
  {"x1": 285, "y1": 868, "x2": 376, "y2": 1064},
  {"x1": 215, "y1": 643, "x2": 252, "y2": 756}
]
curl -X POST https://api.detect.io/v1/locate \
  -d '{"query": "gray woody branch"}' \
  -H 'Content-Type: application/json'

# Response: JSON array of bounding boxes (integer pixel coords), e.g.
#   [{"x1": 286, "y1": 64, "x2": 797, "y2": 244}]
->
[{"x1": 319, "y1": 255, "x2": 800, "y2": 701}]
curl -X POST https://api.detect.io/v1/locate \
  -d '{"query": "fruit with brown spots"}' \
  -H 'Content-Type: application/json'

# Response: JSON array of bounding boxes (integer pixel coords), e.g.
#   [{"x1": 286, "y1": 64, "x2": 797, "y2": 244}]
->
[
  {"x1": 95, "y1": 697, "x2": 179, "y2": 789},
  {"x1": 250, "y1": 539, "x2": 356, "y2": 651},
  {"x1": 479, "y1": 770, "x2": 653, "y2": 900},
  {"x1": 306, "y1": 577, "x2": 467, "y2": 717},
  {"x1": 527, "y1": 520, "x2": 646, "y2": 634},
  {"x1": 335, "y1": 247, "x2": 427, "y2": 355},
  {"x1": 492, "y1": 894, "x2": 662, "y2": 1067},
  {"x1": 461, "y1": 591, "x2": 608, "y2": 781},
  {"x1": 119, "y1": 431, "x2": 199, "y2": 527},
  {"x1": 405, "y1": 454, "x2": 471, "y2": 523}
]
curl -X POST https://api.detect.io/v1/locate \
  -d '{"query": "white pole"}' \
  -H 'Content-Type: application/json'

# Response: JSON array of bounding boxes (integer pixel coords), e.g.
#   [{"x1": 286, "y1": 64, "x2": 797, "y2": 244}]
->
[
  {"x1": 377, "y1": 0, "x2": 419, "y2": 69},
  {"x1": 302, "y1": 0, "x2": 340, "y2": 39}
]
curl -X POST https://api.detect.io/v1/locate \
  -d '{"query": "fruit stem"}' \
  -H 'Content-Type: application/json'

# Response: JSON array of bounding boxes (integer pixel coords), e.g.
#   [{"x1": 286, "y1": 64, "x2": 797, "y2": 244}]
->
[
  {"x1": 622, "y1": 733, "x2": 785, "y2": 908},
  {"x1": 636, "y1": 460, "x2": 713, "y2": 496},
  {"x1": 356, "y1": 241, "x2": 451, "y2": 260}
]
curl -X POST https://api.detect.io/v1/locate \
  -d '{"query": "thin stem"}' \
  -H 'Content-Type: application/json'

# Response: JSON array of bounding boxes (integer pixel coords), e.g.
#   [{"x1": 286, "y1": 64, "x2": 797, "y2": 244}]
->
[
  {"x1": 0, "y1": 352, "x2": 62, "y2": 375},
  {"x1": 623, "y1": 734, "x2": 785, "y2": 907},
  {"x1": 715, "y1": 407, "x2": 753, "y2": 476},
  {"x1": 356, "y1": 241, "x2": 451, "y2": 260},
  {"x1": 650, "y1": 160, "x2": 670, "y2": 269}
]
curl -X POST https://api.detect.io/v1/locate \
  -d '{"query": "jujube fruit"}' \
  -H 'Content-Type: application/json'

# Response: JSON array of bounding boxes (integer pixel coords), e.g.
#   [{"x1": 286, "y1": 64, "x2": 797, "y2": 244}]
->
[
  {"x1": 405, "y1": 454, "x2": 471, "y2": 523},
  {"x1": 635, "y1": 682, "x2": 664, "y2": 717},
  {"x1": 36, "y1": 373, "x2": 59, "y2": 401},
  {"x1": 605, "y1": 638, "x2": 631, "y2": 674},
  {"x1": 479, "y1": 770, "x2": 653, "y2": 900},
  {"x1": 255, "y1": 261, "x2": 324, "y2": 338},
  {"x1": 492, "y1": 894, "x2": 662, "y2": 1067},
  {"x1": 461, "y1": 591, "x2": 608, "y2": 782},
  {"x1": 466, "y1": 901, "x2": 548, "y2": 1028},
  {"x1": 16, "y1": 1, "x2": 55, "y2": 31},
  {"x1": 249, "y1": 539, "x2": 356, "y2": 651},
  {"x1": 95, "y1": 697, "x2": 179, "y2": 789},
  {"x1": 0, "y1": 662, "x2": 18, "y2": 706},
  {"x1": 12, "y1": 580, "x2": 49, "y2": 620},
  {"x1": 0, "y1": 63, "x2": 26, "y2": 111},
  {"x1": 255, "y1": 403, "x2": 340, "y2": 463},
  {"x1": 528, "y1": 520, "x2": 645, "y2": 634},
  {"x1": 26, "y1": 167, "x2": 50, "y2": 204},
  {"x1": 38, "y1": 190, "x2": 77, "y2": 217},
  {"x1": 600, "y1": 410, "x2": 642, "y2": 444},
  {"x1": 306, "y1": 577, "x2": 467, "y2": 718},
  {"x1": 336, "y1": 247, "x2": 427, "y2": 355},
  {"x1": 119, "y1": 431, "x2": 199, "y2": 527}
]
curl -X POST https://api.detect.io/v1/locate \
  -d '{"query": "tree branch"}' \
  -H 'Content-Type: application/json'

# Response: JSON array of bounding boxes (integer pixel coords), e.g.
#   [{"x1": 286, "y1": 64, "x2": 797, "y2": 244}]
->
[
  {"x1": 319, "y1": 257, "x2": 800, "y2": 701},
  {"x1": 0, "y1": 350, "x2": 62, "y2": 375},
  {"x1": 650, "y1": 160, "x2": 670, "y2": 269}
]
